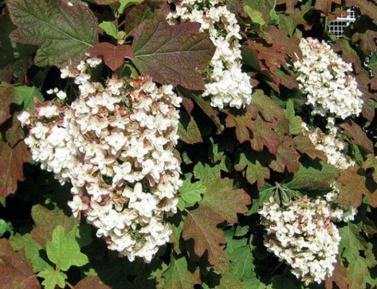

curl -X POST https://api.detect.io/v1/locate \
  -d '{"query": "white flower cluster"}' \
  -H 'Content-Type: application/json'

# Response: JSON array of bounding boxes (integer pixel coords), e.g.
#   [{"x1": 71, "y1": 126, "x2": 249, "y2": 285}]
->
[
  {"x1": 259, "y1": 196, "x2": 341, "y2": 285},
  {"x1": 325, "y1": 184, "x2": 357, "y2": 223},
  {"x1": 294, "y1": 37, "x2": 363, "y2": 119},
  {"x1": 167, "y1": 0, "x2": 252, "y2": 109},
  {"x1": 304, "y1": 118, "x2": 355, "y2": 170},
  {"x1": 18, "y1": 58, "x2": 182, "y2": 262}
]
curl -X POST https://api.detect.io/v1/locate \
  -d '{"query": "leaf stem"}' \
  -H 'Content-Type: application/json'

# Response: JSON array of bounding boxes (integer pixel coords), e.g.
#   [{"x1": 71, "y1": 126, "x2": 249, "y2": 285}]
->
[{"x1": 66, "y1": 281, "x2": 76, "y2": 289}]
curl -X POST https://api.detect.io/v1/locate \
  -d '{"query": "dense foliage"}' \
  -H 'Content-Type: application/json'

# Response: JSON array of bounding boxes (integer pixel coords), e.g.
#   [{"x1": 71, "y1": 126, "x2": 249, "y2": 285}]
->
[{"x1": 1, "y1": 0, "x2": 377, "y2": 288}]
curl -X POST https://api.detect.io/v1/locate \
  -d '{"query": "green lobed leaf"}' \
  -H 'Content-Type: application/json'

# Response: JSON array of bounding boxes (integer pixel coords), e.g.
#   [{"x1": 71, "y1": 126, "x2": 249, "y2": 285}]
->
[
  {"x1": 118, "y1": 0, "x2": 145, "y2": 14},
  {"x1": 228, "y1": 243, "x2": 254, "y2": 281},
  {"x1": 163, "y1": 255, "x2": 201, "y2": 289},
  {"x1": 0, "y1": 219, "x2": 13, "y2": 237},
  {"x1": 284, "y1": 100, "x2": 303, "y2": 135},
  {"x1": 14, "y1": 86, "x2": 44, "y2": 112},
  {"x1": 38, "y1": 267, "x2": 67, "y2": 289},
  {"x1": 10, "y1": 233, "x2": 51, "y2": 273},
  {"x1": 285, "y1": 159, "x2": 338, "y2": 192},
  {"x1": 7, "y1": 0, "x2": 98, "y2": 67},
  {"x1": 30, "y1": 205, "x2": 79, "y2": 249},
  {"x1": 346, "y1": 258, "x2": 369, "y2": 289},
  {"x1": 179, "y1": 178, "x2": 206, "y2": 208},
  {"x1": 46, "y1": 225, "x2": 88, "y2": 271},
  {"x1": 131, "y1": 15, "x2": 215, "y2": 90},
  {"x1": 339, "y1": 223, "x2": 368, "y2": 262},
  {"x1": 214, "y1": 272, "x2": 243, "y2": 289},
  {"x1": 99, "y1": 21, "x2": 119, "y2": 38}
]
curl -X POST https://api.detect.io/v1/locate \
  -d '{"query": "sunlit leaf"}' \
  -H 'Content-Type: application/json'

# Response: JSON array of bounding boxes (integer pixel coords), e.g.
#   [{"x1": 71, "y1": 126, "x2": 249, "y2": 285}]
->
[
  {"x1": 8, "y1": 0, "x2": 98, "y2": 67},
  {"x1": 131, "y1": 15, "x2": 215, "y2": 90}
]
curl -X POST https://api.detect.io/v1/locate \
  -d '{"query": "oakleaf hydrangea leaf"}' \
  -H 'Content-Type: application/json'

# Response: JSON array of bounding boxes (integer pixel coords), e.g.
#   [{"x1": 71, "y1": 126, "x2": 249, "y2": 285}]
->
[
  {"x1": 0, "y1": 255, "x2": 41, "y2": 289},
  {"x1": 31, "y1": 205, "x2": 79, "y2": 249},
  {"x1": 90, "y1": 42, "x2": 134, "y2": 71},
  {"x1": 75, "y1": 276, "x2": 112, "y2": 289},
  {"x1": 7, "y1": 0, "x2": 98, "y2": 67},
  {"x1": 0, "y1": 83, "x2": 15, "y2": 126},
  {"x1": 131, "y1": 15, "x2": 215, "y2": 90},
  {"x1": 340, "y1": 122, "x2": 374, "y2": 154},
  {"x1": 178, "y1": 178, "x2": 205, "y2": 208},
  {"x1": 0, "y1": 239, "x2": 40, "y2": 289},
  {"x1": 182, "y1": 206, "x2": 227, "y2": 268},
  {"x1": 38, "y1": 267, "x2": 67, "y2": 289},
  {"x1": 200, "y1": 178, "x2": 251, "y2": 224},
  {"x1": 163, "y1": 255, "x2": 201, "y2": 289},
  {"x1": 336, "y1": 166, "x2": 377, "y2": 208},
  {"x1": 178, "y1": 111, "x2": 203, "y2": 144},
  {"x1": 0, "y1": 142, "x2": 31, "y2": 198},
  {"x1": 14, "y1": 86, "x2": 44, "y2": 112},
  {"x1": 10, "y1": 234, "x2": 52, "y2": 273},
  {"x1": 46, "y1": 225, "x2": 88, "y2": 271},
  {"x1": 235, "y1": 147, "x2": 270, "y2": 190}
]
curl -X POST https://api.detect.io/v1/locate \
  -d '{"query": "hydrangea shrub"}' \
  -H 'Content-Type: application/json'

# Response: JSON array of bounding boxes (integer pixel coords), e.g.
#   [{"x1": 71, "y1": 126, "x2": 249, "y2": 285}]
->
[{"x1": 0, "y1": 0, "x2": 377, "y2": 289}]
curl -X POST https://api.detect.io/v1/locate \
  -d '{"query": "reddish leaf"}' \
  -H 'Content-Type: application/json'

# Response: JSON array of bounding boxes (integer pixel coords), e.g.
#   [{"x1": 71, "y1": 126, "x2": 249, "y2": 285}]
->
[
  {"x1": 352, "y1": 30, "x2": 377, "y2": 56},
  {"x1": 182, "y1": 206, "x2": 227, "y2": 268},
  {"x1": 249, "y1": 115, "x2": 281, "y2": 155},
  {"x1": 356, "y1": 70, "x2": 377, "y2": 122},
  {"x1": 124, "y1": 4, "x2": 153, "y2": 34},
  {"x1": 75, "y1": 276, "x2": 111, "y2": 289},
  {"x1": 224, "y1": 108, "x2": 254, "y2": 144},
  {"x1": 200, "y1": 178, "x2": 251, "y2": 224},
  {"x1": 31, "y1": 205, "x2": 79, "y2": 249},
  {"x1": 325, "y1": 260, "x2": 348, "y2": 289},
  {"x1": 293, "y1": 134, "x2": 327, "y2": 160},
  {"x1": 250, "y1": 89, "x2": 286, "y2": 122},
  {"x1": 333, "y1": 39, "x2": 362, "y2": 74},
  {"x1": 0, "y1": 239, "x2": 18, "y2": 256},
  {"x1": 6, "y1": 113, "x2": 26, "y2": 147},
  {"x1": 363, "y1": 154, "x2": 377, "y2": 183},
  {"x1": 340, "y1": 123, "x2": 374, "y2": 154},
  {"x1": 234, "y1": 148, "x2": 270, "y2": 190},
  {"x1": 0, "y1": 84, "x2": 15, "y2": 126},
  {"x1": 291, "y1": 5, "x2": 314, "y2": 30},
  {"x1": 269, "y1": 137, "x2": 300, "y2": 173},
  {"x1": 0, "y1": 255, "x2": 41, "y2": 289},
  {"x1": 0, "y1": 240, "x2": 40, "y2": 289},
  {"x1": 271, "y1": 68, "x2": 299, "y2": 90},
  {"x1": 276, "y1": 0, "x2": 300, "y2": 14},
  {"x1": 315, "y1": 0, "x2": 341, "y2": 15},
  {"x1": 336, "y1": 166, "x2": 377, "y2": 208},
  {"x1": 345, "y1": 0, "x2": 377, "y2": 20},
  {"x1": 0, "y1": 142, "x2": 31, "y2": 198},
  {"x1": 131, "y1": 16, "x2": 215, "y2": 90},
  {"x1": 264, "y1": 26, "x2": 302, "y2": 61},
  {"x1": 90, "y1": 42, "x2": 134, "y2": 71},
  {"x1": 247, "y1": 39, "x2": 287, "y2": 72}
]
